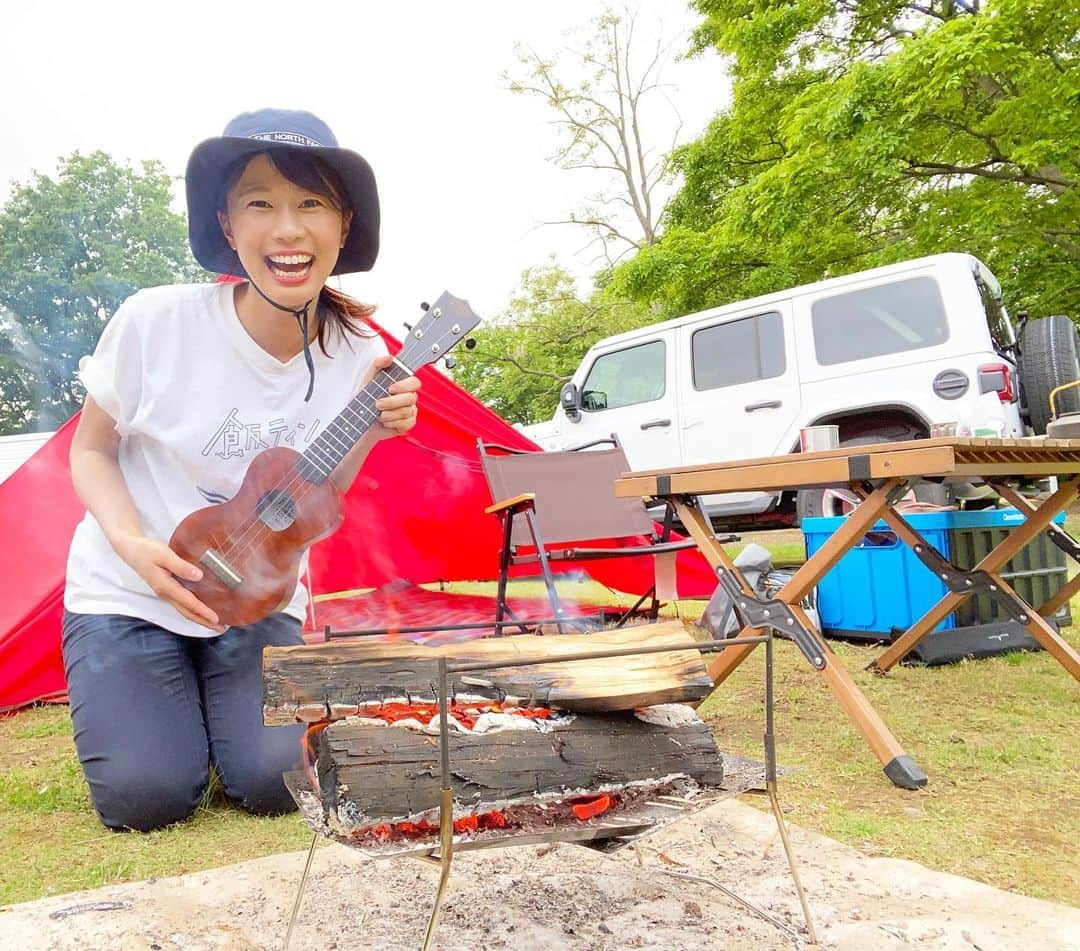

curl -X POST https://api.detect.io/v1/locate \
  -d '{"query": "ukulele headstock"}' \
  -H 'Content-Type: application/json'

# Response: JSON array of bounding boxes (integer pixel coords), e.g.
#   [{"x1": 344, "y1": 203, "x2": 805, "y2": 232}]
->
[{"x1": 397, "y1": 291, "x2": 481, "y2": 371}]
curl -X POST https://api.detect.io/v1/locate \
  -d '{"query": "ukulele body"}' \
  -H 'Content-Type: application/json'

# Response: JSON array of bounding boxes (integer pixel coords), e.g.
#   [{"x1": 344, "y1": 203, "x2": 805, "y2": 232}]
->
[{"x1": 169, "y1": 447, "x2": 343, "y2": 627}]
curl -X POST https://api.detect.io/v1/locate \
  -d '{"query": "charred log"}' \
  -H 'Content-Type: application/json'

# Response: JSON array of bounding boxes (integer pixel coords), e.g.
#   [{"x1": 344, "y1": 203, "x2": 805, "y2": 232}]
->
[
  {"x1": 313, "y1": 705, "x2": 724, "y2": 836},
  {"x1": 263, "y1": 621, "x2": 713, "y2": 725}
]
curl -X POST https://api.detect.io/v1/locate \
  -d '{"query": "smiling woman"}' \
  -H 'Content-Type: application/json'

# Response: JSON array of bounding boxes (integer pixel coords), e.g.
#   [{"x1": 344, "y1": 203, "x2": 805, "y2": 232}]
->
[{"x1": 60, "y1": 109, "x2": 422, "y2": 834}]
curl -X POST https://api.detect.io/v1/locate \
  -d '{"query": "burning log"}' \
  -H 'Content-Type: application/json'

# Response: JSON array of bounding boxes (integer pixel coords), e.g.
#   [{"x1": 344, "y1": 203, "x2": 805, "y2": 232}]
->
[
  {"x1": 309, "y1": 704, "x2": 724, "y2": 842},
  {"x1": 262, "y1": 621, "x2": 713, "y2": 725}
]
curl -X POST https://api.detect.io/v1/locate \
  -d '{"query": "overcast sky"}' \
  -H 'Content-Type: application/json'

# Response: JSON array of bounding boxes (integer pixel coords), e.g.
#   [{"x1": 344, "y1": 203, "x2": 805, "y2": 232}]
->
[{"x1": 2, "y1": 1, "x2": 729, "y2": 337}]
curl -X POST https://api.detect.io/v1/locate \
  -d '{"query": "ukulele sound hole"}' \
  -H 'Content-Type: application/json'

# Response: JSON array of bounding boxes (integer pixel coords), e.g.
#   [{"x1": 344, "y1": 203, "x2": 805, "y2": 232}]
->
[{"x1": 256, "y1": 490, "x2": 298, "y2": 532}]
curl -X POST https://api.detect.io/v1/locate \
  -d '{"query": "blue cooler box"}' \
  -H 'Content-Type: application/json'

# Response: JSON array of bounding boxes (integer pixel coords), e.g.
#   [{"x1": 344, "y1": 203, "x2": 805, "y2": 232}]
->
[{"x1": 802, "y1": 508, "x2": 1068, "y2": 642}]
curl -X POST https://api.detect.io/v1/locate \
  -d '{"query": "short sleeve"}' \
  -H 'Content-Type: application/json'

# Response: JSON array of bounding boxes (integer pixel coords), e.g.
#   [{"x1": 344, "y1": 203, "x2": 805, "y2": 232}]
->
[
  {"x1": 77, "y1": 295, "x2": 144, "y2": 435},
  {"x1": 353, "y1": 331, "x2": 390, "y2": 392}
]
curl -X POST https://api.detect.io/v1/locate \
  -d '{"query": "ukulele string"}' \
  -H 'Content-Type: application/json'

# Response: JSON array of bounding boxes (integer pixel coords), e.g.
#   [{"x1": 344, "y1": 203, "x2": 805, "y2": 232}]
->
[
  {"x1": 212, "y1": 377, "x2": 394, "y2": 569},
  {"x1": 212, "y1": 368, "x2": 405, "y2": 565},
  {"x1": 218, "y1": 375, "x2": 397, "y2": 560}
]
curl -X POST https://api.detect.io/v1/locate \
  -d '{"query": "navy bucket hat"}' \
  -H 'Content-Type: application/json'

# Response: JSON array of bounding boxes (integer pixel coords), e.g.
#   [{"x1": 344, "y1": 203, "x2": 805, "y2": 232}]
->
[{"x1": 185, "y1": 109, "x2": 380, "y2": 277}]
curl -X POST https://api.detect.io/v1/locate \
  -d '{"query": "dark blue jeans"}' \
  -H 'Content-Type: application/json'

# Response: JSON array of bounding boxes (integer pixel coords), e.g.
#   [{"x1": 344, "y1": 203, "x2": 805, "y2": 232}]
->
[{"x1": 62, "y1": 610, "x2": 306, "y2": 832}]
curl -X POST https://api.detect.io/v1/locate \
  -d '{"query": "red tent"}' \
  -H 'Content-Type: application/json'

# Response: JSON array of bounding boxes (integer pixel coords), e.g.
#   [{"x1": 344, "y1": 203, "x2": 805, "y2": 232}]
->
[{"x1": 0, "y1": 318, "x2": 717, "y2": 713}]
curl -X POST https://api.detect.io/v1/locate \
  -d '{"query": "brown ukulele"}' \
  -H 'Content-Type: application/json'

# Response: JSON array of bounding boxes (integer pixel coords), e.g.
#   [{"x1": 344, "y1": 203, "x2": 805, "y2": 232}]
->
[{"x1": 169, "y1": 291, "x2": 481, "y2": 627}]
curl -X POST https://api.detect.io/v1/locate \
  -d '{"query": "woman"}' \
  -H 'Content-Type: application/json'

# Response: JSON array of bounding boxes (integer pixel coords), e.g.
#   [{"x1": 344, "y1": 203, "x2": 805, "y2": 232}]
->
[{"x1": 63, "y1": 109, "x2": 420, "y2": 831}]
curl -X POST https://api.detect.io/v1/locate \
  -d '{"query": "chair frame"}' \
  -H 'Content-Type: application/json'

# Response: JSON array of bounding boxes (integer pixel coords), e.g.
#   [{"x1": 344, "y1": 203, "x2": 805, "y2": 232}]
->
[{"x1": 478, "y1": 435, "x2": 733, "y2": 633}]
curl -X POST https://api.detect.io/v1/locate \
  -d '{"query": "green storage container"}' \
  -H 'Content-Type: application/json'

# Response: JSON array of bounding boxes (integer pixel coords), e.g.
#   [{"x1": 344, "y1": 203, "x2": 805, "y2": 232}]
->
[{"x1": 947, "y1": 511, "x2": 1071, "y2": 629}]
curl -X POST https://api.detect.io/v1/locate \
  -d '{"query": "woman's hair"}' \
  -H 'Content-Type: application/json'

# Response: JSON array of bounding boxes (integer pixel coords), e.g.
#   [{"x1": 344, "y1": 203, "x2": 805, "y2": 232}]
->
[{"x1": 218, "y1": 148, "x2": 377, "y2": 355}]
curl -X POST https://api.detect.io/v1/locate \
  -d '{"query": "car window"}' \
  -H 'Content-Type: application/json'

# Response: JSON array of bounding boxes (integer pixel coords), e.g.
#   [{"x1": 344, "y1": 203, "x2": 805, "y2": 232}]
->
[
  {"x1": 581, "y1": 340, "x2": 665, "y2": 412},
  {"x1": 974, "y1": 270, "x2": 1014, "y2": 352},
  {"x1": 811, "y1": 276, "x2": 949, "y2": 366},
  {"x1": 691, "y1": 311, "x2": 786, "y2": 390}
]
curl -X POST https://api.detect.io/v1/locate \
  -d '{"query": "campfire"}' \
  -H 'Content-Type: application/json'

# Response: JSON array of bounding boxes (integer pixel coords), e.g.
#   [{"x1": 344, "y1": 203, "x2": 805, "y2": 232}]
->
[
  {"x1": 266, "y1": 620, "x2": 819, "y2": 950},
  {"x1": 265, "y1": 623, "x2": 728, "y2": 857}
]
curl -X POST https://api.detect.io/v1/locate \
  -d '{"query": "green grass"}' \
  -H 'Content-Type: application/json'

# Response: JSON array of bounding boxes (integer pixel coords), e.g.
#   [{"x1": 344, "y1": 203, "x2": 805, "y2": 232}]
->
[
  {"x1": 697, "y1": 632, "x2": 1079, "y2": 904},
  {"x1": 2, "y1": 528, "x2": 1078, "y2": 907},
  {"x1": 0, "y1": 704, "x2": 312, "y2": 905}
]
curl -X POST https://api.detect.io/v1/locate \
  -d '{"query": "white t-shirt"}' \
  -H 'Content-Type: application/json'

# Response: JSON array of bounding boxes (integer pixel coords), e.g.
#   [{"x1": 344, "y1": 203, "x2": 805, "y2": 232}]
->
[{"x1": 64, "y1": 282, "x2": 387, "y2": 637}]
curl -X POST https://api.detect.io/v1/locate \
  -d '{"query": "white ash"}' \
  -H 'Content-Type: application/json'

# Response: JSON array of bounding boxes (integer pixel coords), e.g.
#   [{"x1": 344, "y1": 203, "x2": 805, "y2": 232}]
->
[
  {"x1": 335, "y1": 708, "x2": 574, "y2": 736},
  {"x1": 633, "y1": 704, "x2": 702, "y2": 728}
]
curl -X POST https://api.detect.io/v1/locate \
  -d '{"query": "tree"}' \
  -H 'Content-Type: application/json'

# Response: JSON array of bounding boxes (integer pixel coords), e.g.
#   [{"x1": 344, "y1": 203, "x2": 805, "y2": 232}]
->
[
  {"x1": 454, "y1": 7, "x2": 691, "y2": 424},
  {"x1": 506, "y1": 7, "x2": 686, "y2": 264},
  {"x1": 0, "y1": 151, "x2": 202, "y2": 434},
  {"x1": 611, "y1": 0, "x2": 1080, "y2": 320},
  {"x1": 450, "y1": 262, "x2": 649, "y2": 425}
]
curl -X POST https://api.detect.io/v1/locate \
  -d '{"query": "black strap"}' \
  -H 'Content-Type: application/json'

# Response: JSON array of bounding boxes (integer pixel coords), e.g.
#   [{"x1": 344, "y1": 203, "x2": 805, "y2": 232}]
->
[
  {"x1": 293, "y1": 308, "x2": 315, "y2": 402},
  {"x1": 246, "y1": 278, "x2": 316, "y2": 402}
]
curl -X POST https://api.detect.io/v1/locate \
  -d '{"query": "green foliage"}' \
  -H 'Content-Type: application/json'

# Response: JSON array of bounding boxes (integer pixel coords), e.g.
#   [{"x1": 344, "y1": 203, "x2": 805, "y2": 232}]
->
[
  {"x1": 450, "y1": 262, "x2": 652, "y2": 425},
  {"x1": 613, "y1": 0, "x2": 1080, "y2": 320},
  {"x1": 0, "y1": 151, "x2": 203, "y2": 434}
]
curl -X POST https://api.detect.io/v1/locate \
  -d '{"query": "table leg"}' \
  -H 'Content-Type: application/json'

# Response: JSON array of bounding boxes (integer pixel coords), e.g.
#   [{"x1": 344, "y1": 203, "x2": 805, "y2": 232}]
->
[
  {"x1": 674, "y1": 483, "x2": 928, "y2": 788},
  {"x1": 993, "y1": 483, "x2": 1080, "y2": 619},
  {"x1": 676, "y1": 481, "x2": 902, "y2": 685},
  {"x1": 868, "y1": 475, "x2": 1080, "y2": 675},
  {"x1": 671, "y1": 498, "x2": 756, "y2": 685}
]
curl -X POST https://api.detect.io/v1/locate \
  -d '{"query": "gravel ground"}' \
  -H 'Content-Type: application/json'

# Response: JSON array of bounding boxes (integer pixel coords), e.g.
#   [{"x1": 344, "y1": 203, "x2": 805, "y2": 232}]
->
[{"x1": 2, "y1": 798, "x2": 1078, "y2": 950}]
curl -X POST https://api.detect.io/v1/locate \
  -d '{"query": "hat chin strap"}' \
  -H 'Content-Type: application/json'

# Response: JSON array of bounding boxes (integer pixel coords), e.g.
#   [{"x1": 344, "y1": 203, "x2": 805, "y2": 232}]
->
[{"x1": 245, "y1": 276, "x2": 316, "y2": 402}]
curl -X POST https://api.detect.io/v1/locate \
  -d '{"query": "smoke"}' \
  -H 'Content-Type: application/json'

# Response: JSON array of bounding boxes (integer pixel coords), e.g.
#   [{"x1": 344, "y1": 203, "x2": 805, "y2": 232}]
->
[{"x1": 0, "y1": 303, "x2": 82, "y2": 432}]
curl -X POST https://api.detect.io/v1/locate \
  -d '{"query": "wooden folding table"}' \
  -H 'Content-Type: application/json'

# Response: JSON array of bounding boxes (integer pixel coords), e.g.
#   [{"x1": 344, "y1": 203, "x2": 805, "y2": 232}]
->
[{"x1": 615, "y1": 437, "x2": 1080, "y2": 790}]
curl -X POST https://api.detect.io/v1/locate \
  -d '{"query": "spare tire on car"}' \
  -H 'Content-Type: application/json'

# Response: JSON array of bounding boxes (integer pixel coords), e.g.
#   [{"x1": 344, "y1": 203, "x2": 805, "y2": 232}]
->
[{"x1": 1019, "y1": 315, "x2": 1080, "y2": 435}]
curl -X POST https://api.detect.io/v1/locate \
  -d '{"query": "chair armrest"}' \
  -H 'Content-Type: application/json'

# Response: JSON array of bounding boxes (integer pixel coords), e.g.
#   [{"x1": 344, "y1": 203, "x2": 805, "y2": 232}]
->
[{"x1": 485, "y1": 492, "x2": 536, "y2": 516}]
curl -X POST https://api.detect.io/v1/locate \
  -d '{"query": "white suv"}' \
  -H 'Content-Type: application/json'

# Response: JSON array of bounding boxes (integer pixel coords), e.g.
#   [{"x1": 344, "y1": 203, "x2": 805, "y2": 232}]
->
[{"x1": 522, "y1": 253, "x2": 1078, "y2": 527}]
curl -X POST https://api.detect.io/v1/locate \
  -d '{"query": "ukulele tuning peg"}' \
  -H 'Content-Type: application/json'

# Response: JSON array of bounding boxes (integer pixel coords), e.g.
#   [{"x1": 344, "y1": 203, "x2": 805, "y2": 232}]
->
[
  {"x1": 444, "y1": 356, "x2": 458, "y2": 370},
  {"x1": 420, "y1": 301, "x2": 430, "y2": 311}
]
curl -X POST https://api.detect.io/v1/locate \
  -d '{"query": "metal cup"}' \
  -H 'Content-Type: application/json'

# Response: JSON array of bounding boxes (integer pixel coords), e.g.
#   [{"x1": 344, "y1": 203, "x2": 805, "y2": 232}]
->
[{"x1": 799, "y1": 425, "x2": 839, "y2": 452}]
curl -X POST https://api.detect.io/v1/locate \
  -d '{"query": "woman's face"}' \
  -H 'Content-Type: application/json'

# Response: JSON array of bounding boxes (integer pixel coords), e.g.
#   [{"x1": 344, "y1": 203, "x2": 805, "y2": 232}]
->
[{"x1": 217, "y1": 153, "x2": 353, "y2": 304}]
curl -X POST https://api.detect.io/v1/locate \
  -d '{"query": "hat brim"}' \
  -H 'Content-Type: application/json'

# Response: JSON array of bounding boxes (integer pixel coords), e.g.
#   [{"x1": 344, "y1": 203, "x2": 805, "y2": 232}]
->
[{"x1": 185, "y1": 137, "x2": 380, "y2": 277}]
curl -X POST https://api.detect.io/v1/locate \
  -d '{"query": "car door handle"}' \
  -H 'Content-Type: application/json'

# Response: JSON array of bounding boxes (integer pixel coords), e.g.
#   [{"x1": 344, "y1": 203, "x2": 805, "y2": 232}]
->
[
  {"x1": 640, "y1": 418, "x2": 672, "y2": 430},
  {"x1": 745, "y1": 400, "x2": 782, "y2": 412}
]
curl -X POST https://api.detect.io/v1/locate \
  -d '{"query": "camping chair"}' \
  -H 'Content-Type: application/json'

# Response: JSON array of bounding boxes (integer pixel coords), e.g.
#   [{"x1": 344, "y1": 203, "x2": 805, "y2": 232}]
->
[{"x1": 477, "y1": 435, "x2": 737, "y2": 634}]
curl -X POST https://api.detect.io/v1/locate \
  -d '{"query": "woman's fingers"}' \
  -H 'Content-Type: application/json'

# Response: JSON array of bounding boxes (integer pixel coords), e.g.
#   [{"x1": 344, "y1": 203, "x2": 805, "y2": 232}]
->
[
  {"x1": 374, "y1": 374, "x2": 420, "y2": 435},
  {"x1": 121, "y1": 536, "x2": 225, "y2": 633},
  {"x1": 152, "y1": 569, "x2": 224, "y2": 631},
  {"x1": 165, "y1": 549, "x2": 204, "y2": 583}
]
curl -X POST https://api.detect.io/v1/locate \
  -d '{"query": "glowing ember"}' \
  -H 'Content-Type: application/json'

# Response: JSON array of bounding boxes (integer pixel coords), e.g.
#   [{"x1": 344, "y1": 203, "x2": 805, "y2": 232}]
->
[
  {"x1": 570, "y1": 794, "x2": 613, "y2": 820},
  {"x1": 360, "y1": 700, "x2": 554, "y2": 730},
  {"x1": 302, "y1": 702, "x2": 628, "y2": 846},
  {"x1": 365, "y1": 810, "x2": 511, "y2": 841}
]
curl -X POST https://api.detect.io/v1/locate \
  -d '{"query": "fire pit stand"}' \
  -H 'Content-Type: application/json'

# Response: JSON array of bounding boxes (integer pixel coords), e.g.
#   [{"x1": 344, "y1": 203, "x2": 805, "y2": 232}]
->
[{"x1": 280, "y1": 632, "x2": 818, "y2": 949}]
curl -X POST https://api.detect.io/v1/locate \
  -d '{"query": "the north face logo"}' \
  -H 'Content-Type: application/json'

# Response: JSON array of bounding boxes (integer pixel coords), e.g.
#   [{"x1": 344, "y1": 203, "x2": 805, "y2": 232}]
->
[{"x1": 250, "y1": 131, "x2": 323, "y2": 147}]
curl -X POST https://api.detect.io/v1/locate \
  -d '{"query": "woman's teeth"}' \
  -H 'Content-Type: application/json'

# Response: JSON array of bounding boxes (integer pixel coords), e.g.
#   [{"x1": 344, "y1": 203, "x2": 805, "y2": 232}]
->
[{"x1": 267, "y1": 255, "x2": 313, "y2": 277}]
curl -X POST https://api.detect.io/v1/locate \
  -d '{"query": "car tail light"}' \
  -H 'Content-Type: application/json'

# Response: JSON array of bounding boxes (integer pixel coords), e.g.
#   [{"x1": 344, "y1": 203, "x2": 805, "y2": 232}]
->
[{"x1": 978, "y1": 362, "x2": 1016, "y2": 403}]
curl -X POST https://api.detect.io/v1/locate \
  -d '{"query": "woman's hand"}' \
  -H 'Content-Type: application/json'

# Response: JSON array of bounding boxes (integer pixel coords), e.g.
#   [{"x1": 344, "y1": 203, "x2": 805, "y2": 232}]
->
[
  {"x1": 111, "y1": 533, "x2": 227, "y2": 634},
  {"x1": 71, "y1": 397, "x2": 226, "y2": 633},
  {"x1": 366, "y1": 353, "x2": 421, "y2": 440}
]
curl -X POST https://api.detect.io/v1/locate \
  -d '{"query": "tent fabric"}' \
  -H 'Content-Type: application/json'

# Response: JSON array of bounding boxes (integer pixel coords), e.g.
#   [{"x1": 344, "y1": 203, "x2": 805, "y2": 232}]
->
[
  {"x1": 0, "y1": 416, "x2": 81, "y2": 712},
  {"x1": 0, "y1": 315, "x2": 720, "y2": 713}
]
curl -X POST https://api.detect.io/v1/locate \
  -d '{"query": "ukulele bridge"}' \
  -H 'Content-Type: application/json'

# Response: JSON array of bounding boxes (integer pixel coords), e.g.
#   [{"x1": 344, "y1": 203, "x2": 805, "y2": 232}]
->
[{"x1": 199, "y1": 549, "x2": 244, "y2": 590}]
